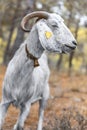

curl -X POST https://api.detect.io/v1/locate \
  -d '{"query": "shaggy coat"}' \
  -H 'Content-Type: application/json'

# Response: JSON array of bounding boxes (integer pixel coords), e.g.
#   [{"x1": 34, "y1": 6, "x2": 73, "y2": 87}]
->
[{"x1": 0, "y1": 11, "x2": 77, "y2": 130}]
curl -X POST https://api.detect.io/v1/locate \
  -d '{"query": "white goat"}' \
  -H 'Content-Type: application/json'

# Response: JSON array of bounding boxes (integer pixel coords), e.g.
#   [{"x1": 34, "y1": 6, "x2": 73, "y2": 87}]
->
[{"x1": 0, "y1": 11, "x2": 77, "y2": 130}]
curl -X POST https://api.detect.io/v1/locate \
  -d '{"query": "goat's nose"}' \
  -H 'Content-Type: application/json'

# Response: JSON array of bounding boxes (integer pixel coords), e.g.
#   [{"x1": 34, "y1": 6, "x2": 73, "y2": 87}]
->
[{"x1": 72, "y1": 41, "x2": 77, "y2": 46}]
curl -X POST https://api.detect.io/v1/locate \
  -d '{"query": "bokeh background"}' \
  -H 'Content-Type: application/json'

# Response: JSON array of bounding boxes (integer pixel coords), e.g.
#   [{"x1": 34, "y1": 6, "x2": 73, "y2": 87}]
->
[
  {"x1": 0, "y1": 0, "x2": 87, "y2": 74},
  {"x1": 0, "y1": 0, "x2": 87, "y2": 130}
]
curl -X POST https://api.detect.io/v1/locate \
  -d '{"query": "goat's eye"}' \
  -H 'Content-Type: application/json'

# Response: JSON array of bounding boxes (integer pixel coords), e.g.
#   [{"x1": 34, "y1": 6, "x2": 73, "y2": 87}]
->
[{"x1": 52, "y1": 24, "x2": 58, "y2": 28}]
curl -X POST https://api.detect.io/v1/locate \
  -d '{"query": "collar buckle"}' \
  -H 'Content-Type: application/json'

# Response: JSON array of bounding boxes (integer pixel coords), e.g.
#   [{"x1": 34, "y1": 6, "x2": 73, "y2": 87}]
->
[{"x1": 25, "y1": 44, "x2": 39, "y2": 67}]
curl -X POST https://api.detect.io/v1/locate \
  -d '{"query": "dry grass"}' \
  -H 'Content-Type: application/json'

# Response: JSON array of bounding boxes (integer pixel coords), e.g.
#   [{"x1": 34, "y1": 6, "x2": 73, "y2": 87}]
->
[{"x1": 42, "y1": 107, "x2": 87, "y2": 130}]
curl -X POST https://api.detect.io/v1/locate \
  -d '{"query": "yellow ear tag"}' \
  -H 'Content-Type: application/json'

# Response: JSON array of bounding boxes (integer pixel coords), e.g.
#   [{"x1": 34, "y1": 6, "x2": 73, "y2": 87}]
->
[{"x1": 45, "y1": 31, "x2": 52, "y2": 39}]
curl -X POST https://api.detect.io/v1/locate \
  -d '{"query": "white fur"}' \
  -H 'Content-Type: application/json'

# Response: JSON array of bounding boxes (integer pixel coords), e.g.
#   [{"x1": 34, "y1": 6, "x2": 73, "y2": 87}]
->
[{"x1": 0, "y1": 12, "x2": 76, "y2": 130}]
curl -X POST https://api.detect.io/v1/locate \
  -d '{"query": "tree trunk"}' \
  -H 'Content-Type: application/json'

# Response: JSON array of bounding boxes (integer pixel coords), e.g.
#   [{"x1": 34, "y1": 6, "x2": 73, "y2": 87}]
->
[
  {"x1": 56, "y1": 54, "x2": 63, "y2": 71},
  {"x1": 68, "y1": 20, "x2": 79, "y2": 75},
  {"x1": 9, "y1": 25, "x2": 24, "y2": 60},
  {"x1": 10, "y1": 0, "x2": 36, "y2": 60},
  {"x1": 3, "y1": 1, "x2": 21, "y2": 65},
  {"x1": 3, "y1": 23, "x2": 15, "y2": 65}
]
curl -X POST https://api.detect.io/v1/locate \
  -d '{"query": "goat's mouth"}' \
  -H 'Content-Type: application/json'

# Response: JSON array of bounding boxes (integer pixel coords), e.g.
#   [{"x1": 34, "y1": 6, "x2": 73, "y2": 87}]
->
[
  {"x1": 62, "y1": 44, "x2": 76, "y2": 53},
  {"x1": 65, "y1": 44, "x2": 76, "y2": 50}
]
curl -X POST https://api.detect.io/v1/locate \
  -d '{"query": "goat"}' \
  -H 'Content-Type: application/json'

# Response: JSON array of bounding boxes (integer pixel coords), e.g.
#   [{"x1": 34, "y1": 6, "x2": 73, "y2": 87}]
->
[{"x1": 0, "y1": 11, "x2": 77, "y2": 130}]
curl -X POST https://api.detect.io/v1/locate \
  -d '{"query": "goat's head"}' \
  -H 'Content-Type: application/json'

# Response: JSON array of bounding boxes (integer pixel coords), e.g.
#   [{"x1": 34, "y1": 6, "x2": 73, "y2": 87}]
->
[{"x1": 21, "y1": 11, "x2": 77, "y2": 54}]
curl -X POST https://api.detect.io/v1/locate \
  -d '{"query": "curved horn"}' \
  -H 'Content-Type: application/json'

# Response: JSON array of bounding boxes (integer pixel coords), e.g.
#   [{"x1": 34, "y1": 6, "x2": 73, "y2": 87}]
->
[{"x1": 21, "y1": 11, "x2": 50, "y2": 32}]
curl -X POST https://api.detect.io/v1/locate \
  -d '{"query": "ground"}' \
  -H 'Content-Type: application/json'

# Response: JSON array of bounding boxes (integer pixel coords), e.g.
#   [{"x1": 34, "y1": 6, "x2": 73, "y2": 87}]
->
[{"x1": 0, "y1": 66, "x2": 87, "y2": 130}]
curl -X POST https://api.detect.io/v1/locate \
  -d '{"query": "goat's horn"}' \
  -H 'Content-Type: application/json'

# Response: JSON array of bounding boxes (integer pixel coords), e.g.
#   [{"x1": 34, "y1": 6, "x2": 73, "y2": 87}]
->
[{"x1": 21, "y1": 11, "x2": 49, "y2": 32}]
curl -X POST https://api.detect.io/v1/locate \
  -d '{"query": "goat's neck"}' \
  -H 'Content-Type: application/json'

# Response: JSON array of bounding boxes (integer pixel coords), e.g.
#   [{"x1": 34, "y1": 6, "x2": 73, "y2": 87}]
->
[{"x1": 25, "y1": 27, "x2": 44, "y2": 59}]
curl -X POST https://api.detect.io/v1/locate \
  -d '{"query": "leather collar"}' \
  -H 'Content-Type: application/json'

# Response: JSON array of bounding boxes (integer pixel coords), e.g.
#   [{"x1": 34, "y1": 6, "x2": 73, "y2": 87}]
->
[{"x1": 25, "y1": 44, "x2": 39, "y2": 67}]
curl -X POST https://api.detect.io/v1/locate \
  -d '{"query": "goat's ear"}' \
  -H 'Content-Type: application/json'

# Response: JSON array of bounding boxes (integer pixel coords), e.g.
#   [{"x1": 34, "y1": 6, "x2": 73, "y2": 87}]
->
[{"x1": 36, "y1": 20, "x2": 57, "y2": 52}]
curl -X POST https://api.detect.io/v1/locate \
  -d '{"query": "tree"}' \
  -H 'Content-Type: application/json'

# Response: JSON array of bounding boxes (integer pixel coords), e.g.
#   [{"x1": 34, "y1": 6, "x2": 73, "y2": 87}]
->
[
  {"x1": 3, "y1": 0, "x2": 36, "y2": 65},
  {"x1": 64, "y1": 0, "x2": 87, "y2": 74},
  {"x1": 3, "y1": 1, "x2": 21, "y2": 65}
]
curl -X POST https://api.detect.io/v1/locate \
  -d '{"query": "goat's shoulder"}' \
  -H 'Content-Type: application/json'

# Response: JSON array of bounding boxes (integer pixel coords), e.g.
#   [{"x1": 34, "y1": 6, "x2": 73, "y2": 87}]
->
[
  {"x1": 39, "y1": 53, "x2": 50, "y2": 72},
  {"x1": 33, "y1": 53, "x2": 50, "y2": 81}
]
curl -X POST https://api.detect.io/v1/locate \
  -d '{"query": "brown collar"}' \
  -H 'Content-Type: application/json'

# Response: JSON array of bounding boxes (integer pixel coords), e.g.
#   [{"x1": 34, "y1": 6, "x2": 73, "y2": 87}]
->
[{"x1": 25, "y1": 44, "x2": 39, "y2": 67}]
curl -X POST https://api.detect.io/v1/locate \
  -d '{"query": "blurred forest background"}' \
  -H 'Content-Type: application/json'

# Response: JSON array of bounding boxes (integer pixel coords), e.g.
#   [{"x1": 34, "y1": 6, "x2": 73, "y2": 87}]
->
[
  {"x1": 1, "y1": 1, "x2": 87, "y2": 129},
  {"x1": 0, "y1": 0, "x2": 87, "y2": 75}
]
